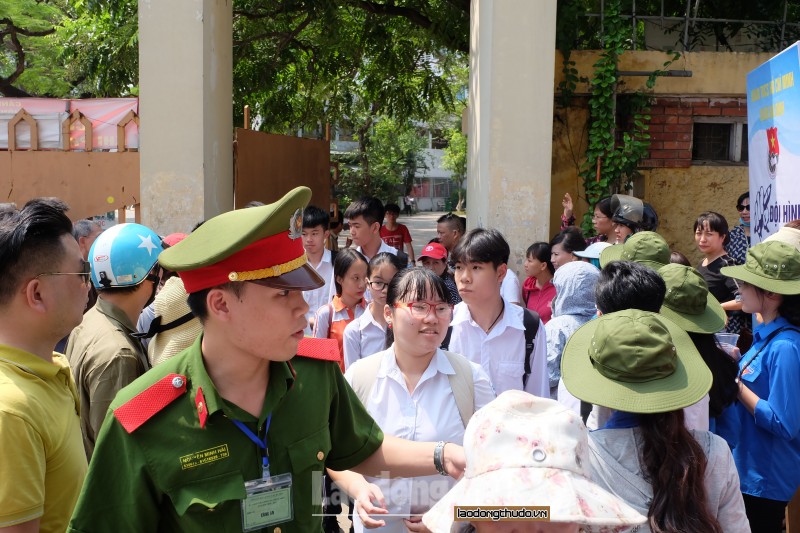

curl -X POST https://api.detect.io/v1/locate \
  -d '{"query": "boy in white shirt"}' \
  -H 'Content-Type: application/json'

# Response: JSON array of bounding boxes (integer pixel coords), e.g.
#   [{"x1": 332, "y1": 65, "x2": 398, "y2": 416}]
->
[
  {"x1": 448, "y1": 228, "x2": 549, "y2": 397},
  {"x1": 301, "y1": 205, "x2": 335, "y2": 333},
  {"x1": 345, "y1": 196, "x2": 397, "y2": 262}
]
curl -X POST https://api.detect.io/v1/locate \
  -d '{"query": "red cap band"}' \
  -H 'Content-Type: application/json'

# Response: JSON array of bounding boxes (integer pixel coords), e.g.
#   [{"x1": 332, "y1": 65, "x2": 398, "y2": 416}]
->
[{"x1": 178, "y1": 230, "x2": 304, "y2": 293}]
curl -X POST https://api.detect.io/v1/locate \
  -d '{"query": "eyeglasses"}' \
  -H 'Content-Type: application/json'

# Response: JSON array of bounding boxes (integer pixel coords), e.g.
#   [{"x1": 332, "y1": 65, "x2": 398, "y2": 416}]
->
[
  {"x1": 736, "y1": 204, "x2": 750, "y2": 212},
  {"x1": 36, "y1": 260, "x2": 92, "y2": 286},
  {"x1": 367, "y1": 280, "x2": 389, "y2": 291},
  {"x1": 394, "y1": 301, "x2": 453, "y2": 319}
]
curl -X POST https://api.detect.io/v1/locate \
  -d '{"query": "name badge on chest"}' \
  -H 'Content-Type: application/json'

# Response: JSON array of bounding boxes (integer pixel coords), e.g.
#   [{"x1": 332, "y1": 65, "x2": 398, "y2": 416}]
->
[{"x1": 241, "y1": 473, "x2": 293, "y2": 531}]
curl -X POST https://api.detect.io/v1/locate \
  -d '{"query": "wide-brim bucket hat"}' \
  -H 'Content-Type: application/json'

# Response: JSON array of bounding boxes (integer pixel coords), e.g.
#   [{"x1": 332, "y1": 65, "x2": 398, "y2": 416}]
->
[
  {"x1": 422, "y1": 391, "x2": 646, "y2": 532},
  {"x1": 658, "y1": 263, "x2": 726, "y2": 334},
  {"x1": 147, "y1": 276, "x2": 203, "y2": 366},
  {"x1": 599, "y1": 231, "x2": 670, "y2": 269},
  {"x1": 720, "y1": 240, "x2": 800, "y2": 295},
  {"x1": 561, "y1": 309, "x2": 712, "y2": 413}
]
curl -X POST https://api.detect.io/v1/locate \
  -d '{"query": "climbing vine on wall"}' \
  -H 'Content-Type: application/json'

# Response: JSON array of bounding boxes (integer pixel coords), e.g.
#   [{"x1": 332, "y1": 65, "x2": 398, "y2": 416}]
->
[{"x1": 566, "y1": 0, "x2": 680, "y2": 233}]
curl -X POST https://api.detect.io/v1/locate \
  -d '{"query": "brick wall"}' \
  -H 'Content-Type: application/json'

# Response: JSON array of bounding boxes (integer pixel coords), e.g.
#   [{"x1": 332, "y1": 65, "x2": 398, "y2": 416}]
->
[{"x1": 640, "y1": 97, "x2": 748, "y2": 168}]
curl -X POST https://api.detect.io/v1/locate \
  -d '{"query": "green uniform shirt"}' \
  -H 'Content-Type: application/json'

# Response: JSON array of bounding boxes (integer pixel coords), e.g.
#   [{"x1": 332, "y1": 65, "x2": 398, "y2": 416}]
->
[
  {"x1": 67, "y1": 335, "x2": 383, "y2": 532},
  {"x1": 65, "y1": 297, "x2": 149, "y2": 460}
]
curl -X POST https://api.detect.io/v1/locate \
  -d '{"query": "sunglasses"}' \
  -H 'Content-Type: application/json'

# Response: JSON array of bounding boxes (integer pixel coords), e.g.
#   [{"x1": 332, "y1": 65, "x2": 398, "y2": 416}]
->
[
  {"x1": 36, "y1": 260, "x2": 92, "y2": 285},
  {"x1": 736, "y1": 204, "x2": 750, "y2": 212}
]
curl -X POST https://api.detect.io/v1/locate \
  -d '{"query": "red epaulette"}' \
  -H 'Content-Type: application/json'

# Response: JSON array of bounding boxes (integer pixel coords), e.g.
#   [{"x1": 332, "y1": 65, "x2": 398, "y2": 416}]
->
[
  {"x1": 296, "y1": 337, "x2": 341, "y2": 362},
  {"x1": 113, "y1": 373, "x2": 187, "y2": 433}
]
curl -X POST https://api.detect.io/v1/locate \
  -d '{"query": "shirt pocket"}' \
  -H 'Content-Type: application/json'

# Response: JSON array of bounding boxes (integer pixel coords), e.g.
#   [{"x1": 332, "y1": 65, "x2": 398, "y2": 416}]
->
[
  {"x1": 497, "y1": 361, "x2": 524, "y2": 382},
  {"x1": 740, "y1": 357, "x2": 763, "y2": 384},
  {"x1": 168, "y1": 470, "x2": 246, "y2": 517},
  {"x1": 287, "y1": 424, "x2": 332, "y2": 472}
]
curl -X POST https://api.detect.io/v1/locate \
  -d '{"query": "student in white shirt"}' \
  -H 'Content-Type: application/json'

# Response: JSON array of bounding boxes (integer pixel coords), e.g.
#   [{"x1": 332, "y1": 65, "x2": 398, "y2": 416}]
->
[
  {"x1": 345, "y1": 196, "x2": 398, "y2": 261},
  {"x1": 301, "y1": 205, "x2": 336, "y2": 334},
  {"x1": 448, "y1": 228, "x2": 549, "y2": 398},
  {"x1": 343, "y1": 252, "x2": 403, "y2": 369},
  {"x1": 330, "y1": 268, "x2": 495, "y2": 532}
]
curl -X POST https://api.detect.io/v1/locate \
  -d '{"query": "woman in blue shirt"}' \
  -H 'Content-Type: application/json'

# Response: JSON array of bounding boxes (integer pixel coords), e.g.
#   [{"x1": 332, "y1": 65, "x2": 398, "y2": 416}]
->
[{"x1": 721, "y1": 240, "x2": 800, "y2": 533}]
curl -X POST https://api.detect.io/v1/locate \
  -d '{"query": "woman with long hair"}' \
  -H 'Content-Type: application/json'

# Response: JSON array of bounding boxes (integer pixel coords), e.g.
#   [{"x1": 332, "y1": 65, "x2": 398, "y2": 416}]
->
[
  {"x1": 329, "y1": 268, "x2": 495, "y2": 532},
  {"x1": 721, "y1": 241, "x2": 800, "y2": 533},
  {"x1": 561, "y1": 310, "x2": 749, "y2": 532}
]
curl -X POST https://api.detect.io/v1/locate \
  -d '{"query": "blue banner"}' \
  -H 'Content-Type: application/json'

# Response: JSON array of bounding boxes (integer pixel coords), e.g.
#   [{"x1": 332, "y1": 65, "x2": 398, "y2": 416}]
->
[{"x1": 747, "y1": 42, "x2": 800, "y2": 243}]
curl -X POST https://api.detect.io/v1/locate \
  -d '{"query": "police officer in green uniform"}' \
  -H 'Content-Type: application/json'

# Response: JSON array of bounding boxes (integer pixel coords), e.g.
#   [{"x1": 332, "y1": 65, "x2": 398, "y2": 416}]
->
[{"x1": 67, "y1": 187, "x2": 465, "y2": 532}]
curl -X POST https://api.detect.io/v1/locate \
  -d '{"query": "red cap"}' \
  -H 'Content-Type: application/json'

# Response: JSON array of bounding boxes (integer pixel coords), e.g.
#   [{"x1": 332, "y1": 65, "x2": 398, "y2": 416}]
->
[
  {"x1": 420, "y1": 243, "x2": 447, "y2": 260},
  {"x1": 162, "y1": 233, "x2": 188, "y2": 247}
]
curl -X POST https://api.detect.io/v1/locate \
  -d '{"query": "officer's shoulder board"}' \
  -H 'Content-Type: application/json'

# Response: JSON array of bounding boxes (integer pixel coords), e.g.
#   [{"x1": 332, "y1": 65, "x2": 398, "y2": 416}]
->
[
  {"x1": 113, "y1": 373, "x2": 187, "y2": 433},
  {"x1": 296, "y1": 337, "x2": 341, "y2": 362}
]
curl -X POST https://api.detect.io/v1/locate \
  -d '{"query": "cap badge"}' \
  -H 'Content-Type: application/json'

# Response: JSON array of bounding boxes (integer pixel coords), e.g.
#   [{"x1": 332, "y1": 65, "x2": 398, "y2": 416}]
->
[{"x1": 289, "y1": 209, "x2": 303, "y2": 240}]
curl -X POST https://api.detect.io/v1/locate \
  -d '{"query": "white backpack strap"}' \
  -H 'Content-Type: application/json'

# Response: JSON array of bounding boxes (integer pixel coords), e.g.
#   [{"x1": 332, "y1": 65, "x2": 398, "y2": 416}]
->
[
  {"x1": 443, "y1": 351, "x2": 475, "y2": 428},
  {"x1": 347, "y1": 353, "x2": 384, "y2": 406}
]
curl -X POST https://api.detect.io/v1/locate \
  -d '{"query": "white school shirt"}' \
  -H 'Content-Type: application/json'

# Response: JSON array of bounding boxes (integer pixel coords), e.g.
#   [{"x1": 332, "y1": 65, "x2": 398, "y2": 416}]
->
[
  {"x1": 344, "y1": 347, "x2": 495, "y2": 533},
  {"x1": 302, "y1": 249, "x2": 335, "y2": 334},
  {"x1": 355, "y1": 240, "x2": 397, "y2": 262},
  {"x1": 501, "y1": 269, "x2": 522, "y2": 304},
  {"x1": 342, "y1": 305, "x2": 387, "y2": 370},
  {"x1": 448, "y1": 299, "x2": 549, "y2": 397}
]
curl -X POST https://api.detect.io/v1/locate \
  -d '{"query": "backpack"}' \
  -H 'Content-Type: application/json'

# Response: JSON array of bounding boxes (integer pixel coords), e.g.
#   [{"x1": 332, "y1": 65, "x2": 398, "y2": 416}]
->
[
  {"x1": 440, "y1": 308, "x2": 540, "y2": 388},
  {"x1": 348, "y1": 350, "x2": 475, "y2": 428}
]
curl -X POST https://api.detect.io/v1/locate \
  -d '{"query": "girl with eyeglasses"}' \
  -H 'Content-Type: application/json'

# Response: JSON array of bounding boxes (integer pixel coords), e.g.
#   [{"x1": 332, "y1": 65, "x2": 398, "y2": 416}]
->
[
  {"x1": 328, "y1": 267, "x2": 495, "y2": 533},
  {"x1": 343, "y1": 252, "x2": 403, "y2": 369},
  {"x1": 727, "y1": 191, "x2": 751, "y2": 265}
]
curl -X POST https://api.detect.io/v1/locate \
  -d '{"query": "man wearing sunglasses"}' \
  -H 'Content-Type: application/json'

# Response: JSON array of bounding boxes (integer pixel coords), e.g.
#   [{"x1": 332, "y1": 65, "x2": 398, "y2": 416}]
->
[
  {"x1": 65, "y1": 222, "x2": 164, "y2": 461},
  {"x1": 0, "y1": 198, "x2": 89, "y2": 533}
]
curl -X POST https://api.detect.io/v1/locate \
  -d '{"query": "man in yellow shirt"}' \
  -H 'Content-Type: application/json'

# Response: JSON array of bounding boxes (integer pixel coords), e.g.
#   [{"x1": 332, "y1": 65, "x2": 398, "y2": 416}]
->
[{"x1": 0, "y1": 198, "x2": 89, "y2": 532}]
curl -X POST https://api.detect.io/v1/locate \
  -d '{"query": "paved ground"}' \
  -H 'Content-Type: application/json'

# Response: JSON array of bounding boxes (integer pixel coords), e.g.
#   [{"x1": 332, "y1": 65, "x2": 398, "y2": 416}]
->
[{"x1": 340, "y1": 211, "x2": 447, "y2": 261}]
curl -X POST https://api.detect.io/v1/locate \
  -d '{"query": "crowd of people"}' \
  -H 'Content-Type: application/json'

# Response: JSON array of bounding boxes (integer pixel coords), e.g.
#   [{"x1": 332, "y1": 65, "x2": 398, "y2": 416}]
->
[{"x1": 0, "y1": 186, "x2": 798, "y2": 533}]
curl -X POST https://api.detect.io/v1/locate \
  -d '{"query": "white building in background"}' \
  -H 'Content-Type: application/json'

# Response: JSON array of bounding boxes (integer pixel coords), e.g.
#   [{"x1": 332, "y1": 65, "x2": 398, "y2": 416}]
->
[{"x1": 331, "y1": 126, "x2": 459, "y2": 212}]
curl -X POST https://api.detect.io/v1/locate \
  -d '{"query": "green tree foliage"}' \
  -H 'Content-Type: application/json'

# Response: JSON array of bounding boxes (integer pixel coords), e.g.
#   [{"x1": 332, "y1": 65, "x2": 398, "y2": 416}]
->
[
  {"x1": 0, "y1": 0, "x2": 68, "y2": 96},
  {"x1": 441, "y1": 129, "x2": 466, "y2": 210},
  {"x1": 334, "y1": 116, "x2": 428, "y2": 205}
]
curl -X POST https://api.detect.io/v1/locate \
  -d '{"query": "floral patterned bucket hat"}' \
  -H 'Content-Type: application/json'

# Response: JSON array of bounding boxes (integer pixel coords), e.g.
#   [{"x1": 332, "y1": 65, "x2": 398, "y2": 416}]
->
[{"x1": 422, "y1": 391, "x2": 646, "y2": 532}]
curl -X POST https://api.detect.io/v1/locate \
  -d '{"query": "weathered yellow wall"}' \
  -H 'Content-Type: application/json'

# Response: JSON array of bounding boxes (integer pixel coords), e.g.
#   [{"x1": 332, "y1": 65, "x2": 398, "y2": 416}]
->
[
  {"x1": 551, "y1": 50, "x2": 758, "y2": 253},
  {"x1": 550, "y1": 102, "x2": 590, "y2": 237},
  {"x1": 644, "y1": 168, "x2": 748, "y2": 266},
  {"x1": 555, "y1": 50, "x2": 773, "y2": 95}
]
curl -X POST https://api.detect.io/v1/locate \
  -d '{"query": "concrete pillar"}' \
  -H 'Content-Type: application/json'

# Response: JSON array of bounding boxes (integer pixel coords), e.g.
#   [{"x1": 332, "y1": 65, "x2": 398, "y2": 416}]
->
[
  {"x1": 468, "y1": 0, "x2": 557, "y2": 273},
  {"x1": 139, "y1": 0, "x2": 233, "y2": 234}
]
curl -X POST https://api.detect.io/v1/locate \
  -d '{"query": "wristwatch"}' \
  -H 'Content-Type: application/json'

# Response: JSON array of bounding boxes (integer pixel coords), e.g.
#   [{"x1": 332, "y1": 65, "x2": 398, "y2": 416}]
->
[{"x1": 433, "y1": 441, "x2": 449, "y2": 476}]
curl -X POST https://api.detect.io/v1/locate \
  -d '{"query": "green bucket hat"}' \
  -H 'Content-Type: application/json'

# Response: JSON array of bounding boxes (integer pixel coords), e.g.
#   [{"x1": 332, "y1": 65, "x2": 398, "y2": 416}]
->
[
  {"x1": 658, "y1": 264, "x2": 726, "y2": 334},
  {"x1": 561, "y1": 309, "x2": 712, "y2": 413},
  {"x1": 599, "y1": 231, "x2": 670, "y2": 269},
  {"x1": 720, "y1": 240, "x2": 800, "y2": 295}
]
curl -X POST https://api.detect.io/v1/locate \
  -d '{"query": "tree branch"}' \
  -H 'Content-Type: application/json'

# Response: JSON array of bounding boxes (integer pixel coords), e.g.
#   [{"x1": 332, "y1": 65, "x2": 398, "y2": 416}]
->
[
  {"x1": 349, "y1": 0, "x2": 433, "y2": 30},
  {"x1": 0, "y1": 18, "x2": 56, "y2": 37}
]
